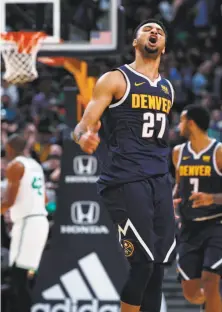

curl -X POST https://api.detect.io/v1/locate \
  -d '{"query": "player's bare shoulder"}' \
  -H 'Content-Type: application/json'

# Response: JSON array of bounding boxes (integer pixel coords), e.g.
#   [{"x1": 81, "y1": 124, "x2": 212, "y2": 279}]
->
[
  {"x1": 6, "y1": 160, "x2": 25, "y2": 181},
  {"x1": 97, "y1": 70, "x2": 127, "y2": 99},
  {"x1": 172, "y1": 144, "x2": 183, "y2": 168},
  {"x1": 215, "y1": 143, "x2": 222, "y2": 172}
]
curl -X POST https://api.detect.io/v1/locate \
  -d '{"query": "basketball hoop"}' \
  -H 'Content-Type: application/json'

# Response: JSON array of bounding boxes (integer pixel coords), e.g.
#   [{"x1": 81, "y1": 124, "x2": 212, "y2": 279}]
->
[{"x1": 1, "y1": 31, "x2": 47, "y2": 84}]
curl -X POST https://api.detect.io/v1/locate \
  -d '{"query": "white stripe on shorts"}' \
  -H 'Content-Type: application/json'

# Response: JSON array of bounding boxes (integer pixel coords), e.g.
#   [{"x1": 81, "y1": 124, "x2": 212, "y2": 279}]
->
[
  {"x1": 163, "y1": 238, "x2": 176, "y2": 263},
  {"x1": 118, "y1": 218, "x2": 154, "y2": 260},
  {"x1": 211, "y1": 258, "x2": 222, "y2": 270},
  {"x1": 176, "y1": 254, "x2": 190, "y2": 280}
]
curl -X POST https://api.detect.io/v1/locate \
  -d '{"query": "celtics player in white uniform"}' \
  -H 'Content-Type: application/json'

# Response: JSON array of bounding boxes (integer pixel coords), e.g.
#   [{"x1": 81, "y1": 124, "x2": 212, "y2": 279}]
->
[{"x1": 1, "y1": 134, "x2": 49, "y2": 312}]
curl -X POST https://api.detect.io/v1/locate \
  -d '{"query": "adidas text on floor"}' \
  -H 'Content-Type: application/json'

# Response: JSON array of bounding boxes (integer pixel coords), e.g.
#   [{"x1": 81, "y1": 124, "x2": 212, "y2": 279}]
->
[{"x1": 31, "y1": 253, "x2": 120, "y2": 312}]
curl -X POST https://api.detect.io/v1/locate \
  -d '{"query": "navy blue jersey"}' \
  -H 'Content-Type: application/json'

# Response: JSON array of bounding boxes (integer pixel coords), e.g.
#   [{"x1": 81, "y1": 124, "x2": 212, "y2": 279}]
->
[
  {"x1": 96, "y1": 64, "x2": 174, "y2": 192},
  {"x1": 178, "y1": 140, "x2": 222, "y2": 222}
]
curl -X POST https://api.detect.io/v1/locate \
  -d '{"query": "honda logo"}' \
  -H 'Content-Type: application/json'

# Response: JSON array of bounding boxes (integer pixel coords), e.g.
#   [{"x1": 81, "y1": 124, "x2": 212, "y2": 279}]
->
[
  {"x1": 61, "y1": 201, "x2": 108, "y2": 234},
  {"x1": 71, "y1": 201, "x2": 100, "y2": 225},
  {"x1": 73, "y1": 156, "x2": 97, "y2": 176}
]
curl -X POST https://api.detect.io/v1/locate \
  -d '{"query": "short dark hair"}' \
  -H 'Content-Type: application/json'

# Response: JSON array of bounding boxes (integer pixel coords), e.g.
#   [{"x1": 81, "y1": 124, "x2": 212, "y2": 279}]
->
[
  {"x1": 133, "y1": 19, "x2": 167, "y2": 40},
  {"x1": 7, "y1": 134, "x2": 26, "y2": 153},
  {"x1": 183, "y1": 105, "x2": 210, "y2": 131}
]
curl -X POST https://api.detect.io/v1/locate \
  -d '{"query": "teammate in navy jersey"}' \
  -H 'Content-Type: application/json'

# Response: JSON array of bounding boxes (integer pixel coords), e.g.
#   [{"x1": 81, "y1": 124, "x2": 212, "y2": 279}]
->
[
  {"x1": 72, "y1": 19, "x2": 176, "y2": 312},
  {"x1": 172, "y1": 105, "x2": 222, "y2": 312}
]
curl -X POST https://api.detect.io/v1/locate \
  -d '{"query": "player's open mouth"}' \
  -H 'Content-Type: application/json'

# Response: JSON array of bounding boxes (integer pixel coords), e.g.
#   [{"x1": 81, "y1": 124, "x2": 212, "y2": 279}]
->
[{"x1": 149, "y1": 37, "x2": 157, "y2": 44}]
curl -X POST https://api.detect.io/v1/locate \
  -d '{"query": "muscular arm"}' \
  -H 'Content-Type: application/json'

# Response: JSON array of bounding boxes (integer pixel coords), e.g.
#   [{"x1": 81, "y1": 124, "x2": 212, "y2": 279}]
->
[
  {"x1": 212, "y1": 194, "x2": 222, "y2": 205},
  {"x1": 72, "y1": 70, "x2": 124, "y2": 143},
  {"x1": 213, "y1": 145, "x2": 222, "y2": 204},
  {"x1": 172, "y1": 145, "x2": 183, "y2": 212},
  {"x1": 1, "y1": 162, "x2": 24, "y2": 214},
  {"x1": 216, "y1": 144, "x2": 222, "y2": 174},
  {"x1": 172, "y1": 145, "x2": 182, "y2": 198},
  {"x1": 190, "y1": 145, "x2": 222, "y2": 207},
  {"x1": 189, "y1": 193, "x2": 222, "y2": 207}
]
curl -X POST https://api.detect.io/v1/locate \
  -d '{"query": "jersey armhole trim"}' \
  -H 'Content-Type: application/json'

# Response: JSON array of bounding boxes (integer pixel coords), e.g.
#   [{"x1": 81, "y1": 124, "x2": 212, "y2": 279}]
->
[
  {"x1": 109, "y1": 69, "x2": 131, "y2": 109},
  {"x1": 213, "y1": 143, "x2": 222, "y2": 176},
  {"x1": 176, "y1": 143, "x2": 186, "y2": 169},
  {"x1": 165, "y1": 79, "x2": 174, "y2": 107}
]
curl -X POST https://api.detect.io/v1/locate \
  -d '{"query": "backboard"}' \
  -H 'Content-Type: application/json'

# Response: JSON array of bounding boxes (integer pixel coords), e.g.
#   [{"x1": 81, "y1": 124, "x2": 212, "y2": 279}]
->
[{"x1": 1, "y1": 0, "x2": 124, "y2": 58}]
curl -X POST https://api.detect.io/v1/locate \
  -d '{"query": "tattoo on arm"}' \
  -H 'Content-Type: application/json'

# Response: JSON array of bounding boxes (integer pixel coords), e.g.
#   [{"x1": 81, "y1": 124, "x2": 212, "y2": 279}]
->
[
  {"x1": 71, "y1": 129, "x2": 85, "y2": 144},
  {"x1": 212, "y1": 194, "x2": 222, "y2": 205}
]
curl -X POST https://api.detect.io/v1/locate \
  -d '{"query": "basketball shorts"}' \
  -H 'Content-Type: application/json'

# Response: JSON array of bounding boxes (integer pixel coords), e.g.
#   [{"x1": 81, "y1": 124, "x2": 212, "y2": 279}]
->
[
  {"x1": 177, "y1": 219, "x2": 222, "y2": 280},
  {"x1": 9, "y1": 215, "x2": 49, "y2": 270},
  {"x1": 100, "y1": 174, "x2": 176, "y2": 263}
]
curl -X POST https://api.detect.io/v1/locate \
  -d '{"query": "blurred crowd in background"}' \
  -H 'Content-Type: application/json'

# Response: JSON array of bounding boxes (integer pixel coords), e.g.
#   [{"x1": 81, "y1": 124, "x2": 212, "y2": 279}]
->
[{"x1": 1, "y1": 0, "x2": 222, "y2": 259}]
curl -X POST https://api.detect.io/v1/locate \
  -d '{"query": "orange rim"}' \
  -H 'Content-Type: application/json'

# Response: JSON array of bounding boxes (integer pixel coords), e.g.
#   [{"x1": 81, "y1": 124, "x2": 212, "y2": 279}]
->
[
  {"x1": 0, "y1": 31, "x2": 47, "y2": 53},
  {"x1": 38, "y1": 56, "x2": 66, "y2": 67}
]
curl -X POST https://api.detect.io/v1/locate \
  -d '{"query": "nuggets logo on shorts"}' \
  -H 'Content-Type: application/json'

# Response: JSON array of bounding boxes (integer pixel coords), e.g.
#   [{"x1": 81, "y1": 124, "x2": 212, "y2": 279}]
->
[{"x1": 123, "y1": 240, "x2": 134, "y2": 257}]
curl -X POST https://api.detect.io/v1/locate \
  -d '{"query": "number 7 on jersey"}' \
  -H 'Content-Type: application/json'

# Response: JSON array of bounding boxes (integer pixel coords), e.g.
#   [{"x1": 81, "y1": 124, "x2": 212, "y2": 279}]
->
[{"x1": 190, "y1": 178, "x2": 199, "y2": 193}]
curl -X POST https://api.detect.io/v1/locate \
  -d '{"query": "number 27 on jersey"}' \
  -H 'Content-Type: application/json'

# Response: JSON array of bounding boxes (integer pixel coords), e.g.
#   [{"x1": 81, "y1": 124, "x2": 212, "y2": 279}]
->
[{"x1": 142, "y1": 112, "x2": 166, "y2": 138}]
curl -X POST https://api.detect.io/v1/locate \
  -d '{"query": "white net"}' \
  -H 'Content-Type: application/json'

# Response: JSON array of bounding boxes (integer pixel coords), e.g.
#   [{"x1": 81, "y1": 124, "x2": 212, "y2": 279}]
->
[
  {"x1": 1, "y1": 42, "x2": 39, "y2": 84},
  {"x1": 1, "y1": 32, "x2": 46, "y2": 84}
]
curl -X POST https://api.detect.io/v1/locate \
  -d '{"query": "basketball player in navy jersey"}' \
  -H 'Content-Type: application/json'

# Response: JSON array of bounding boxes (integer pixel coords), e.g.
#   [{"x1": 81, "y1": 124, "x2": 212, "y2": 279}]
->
[
  {"x1": 172, "y1": 105, "x2": 222, "y2": 312},
  {"x1": 72, "y1": 19, "x2": 176, "y2": 312}
]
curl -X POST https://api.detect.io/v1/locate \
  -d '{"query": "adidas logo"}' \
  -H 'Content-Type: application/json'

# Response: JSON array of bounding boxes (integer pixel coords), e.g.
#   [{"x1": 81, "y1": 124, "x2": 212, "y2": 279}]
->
[{"x1": 32, "y1": 252, "x2": 120, "y2": 312}]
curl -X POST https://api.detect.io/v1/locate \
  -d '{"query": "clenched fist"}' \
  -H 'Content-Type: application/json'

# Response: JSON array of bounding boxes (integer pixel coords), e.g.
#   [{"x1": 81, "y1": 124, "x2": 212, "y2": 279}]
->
[{"x1": 79, "y1": 121, "x2": 101, "y2": 154}]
